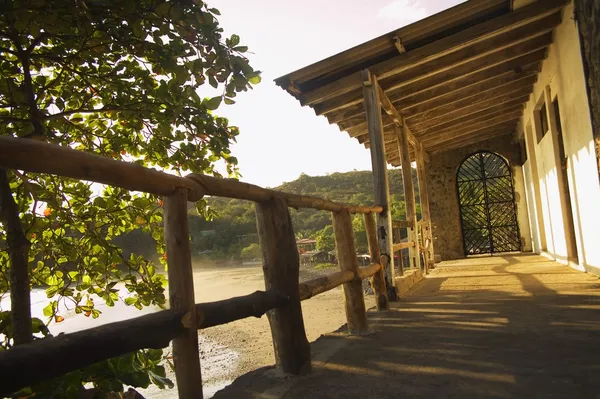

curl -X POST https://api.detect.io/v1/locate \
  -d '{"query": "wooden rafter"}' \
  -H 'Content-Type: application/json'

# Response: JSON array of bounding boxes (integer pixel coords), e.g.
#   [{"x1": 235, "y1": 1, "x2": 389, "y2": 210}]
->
[{"x1": 300, "y1": 0, "x2": 566, "y2": 105}]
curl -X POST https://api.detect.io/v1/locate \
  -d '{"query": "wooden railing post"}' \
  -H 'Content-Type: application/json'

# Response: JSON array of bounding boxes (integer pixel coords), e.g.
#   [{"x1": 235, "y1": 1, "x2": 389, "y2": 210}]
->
[
  {"x1": 163, "y1": 188, "x2": 203, "y2": 398},
  {"x1": 396, "y1": 125, "x2": 422, "y2": 271},
  {"x1": 416, "y1": 142, "x2": 433, "y2": 273},
  {"x1": 255, "y1": 197, "x2": 311, "y2": 375},
  {"x1": 362, "y1": 69, "x2": 397, "y2": 300},
  {"x1": 363, "y1": 213, "x2": 389, "y2": 311},
  {"x1": 333, "y1": 209, "x2": 369, "y2": 334}
]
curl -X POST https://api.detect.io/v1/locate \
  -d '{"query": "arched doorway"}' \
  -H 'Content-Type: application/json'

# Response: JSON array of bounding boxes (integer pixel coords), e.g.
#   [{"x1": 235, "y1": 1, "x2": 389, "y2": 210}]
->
[{"x1": 457, "y1": 151, "x2": 521, "y2": 255}]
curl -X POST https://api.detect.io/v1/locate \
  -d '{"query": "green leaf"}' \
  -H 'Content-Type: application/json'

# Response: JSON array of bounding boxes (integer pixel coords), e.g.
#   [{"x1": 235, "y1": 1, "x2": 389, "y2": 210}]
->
[
  {"x1": 204, "y1": 96, "x2": 222, "y2": 110},
  {"x1": 233, "y1": 46, "x2": 248, "y2": 53}
]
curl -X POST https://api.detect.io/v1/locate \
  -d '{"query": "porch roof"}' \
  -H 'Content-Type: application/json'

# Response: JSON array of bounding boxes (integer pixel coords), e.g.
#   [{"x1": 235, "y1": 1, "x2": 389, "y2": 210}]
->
[{"x1": 275, "y1": 0, "x2": 568, "y2": 165}]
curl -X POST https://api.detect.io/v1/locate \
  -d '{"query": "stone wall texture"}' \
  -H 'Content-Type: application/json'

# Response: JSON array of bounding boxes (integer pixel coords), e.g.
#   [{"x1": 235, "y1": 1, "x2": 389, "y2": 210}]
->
[
  {"x1": 574, "y1": 0, "x2": 600, "y2": 181},
  {"x1": 427, "y1": 135, "x2": 523, "y2": 261}
]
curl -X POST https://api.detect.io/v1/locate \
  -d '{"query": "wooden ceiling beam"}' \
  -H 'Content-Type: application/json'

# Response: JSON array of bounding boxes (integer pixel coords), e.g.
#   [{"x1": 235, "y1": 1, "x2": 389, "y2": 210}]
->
[
  {"x1": 314, "y1": 28, "x2": 552, "y2": 117},
  {"x1": 420, "y1": 113, "x2": 522, "y2": 145},
  {"x1": 399, "y1": 69, "x2": 538, "y2": 116},
  {"x1": 394, "y1": 63, "x2": 540, "y2": 113},
  {"x1": 423, "y1": 120, "x2": 519, "y2": 147},
  {"x1": 300, "y1": 0, "x2": 567, "y2": 106},
  {"x1": 416, "y1": 102, "x2": 525, "y2": 135},
  {"x1": 429, "y1": 129, "x2": 514, "y2": 154},
  {"x1": 406, "y1": 79, "x2": 535, "y2": 125},
  {"x1": 410, "y1": 95, "x2": 531, "y2": 132},
  {"x1": 280, "y1": 0, "x2": 507, "y2": 86}
]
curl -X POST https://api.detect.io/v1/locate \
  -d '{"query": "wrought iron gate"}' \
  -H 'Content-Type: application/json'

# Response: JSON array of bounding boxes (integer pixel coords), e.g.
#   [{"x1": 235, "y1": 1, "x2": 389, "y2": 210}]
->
[{"x1": 457, "y1": 151, "x2": 521, "y2": 255}]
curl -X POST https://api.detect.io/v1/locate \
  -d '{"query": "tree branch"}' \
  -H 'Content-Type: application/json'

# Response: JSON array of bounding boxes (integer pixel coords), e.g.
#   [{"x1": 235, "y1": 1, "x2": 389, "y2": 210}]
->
[{"x1": 0, "y1": 169, "x2": 32, "y2": 346}]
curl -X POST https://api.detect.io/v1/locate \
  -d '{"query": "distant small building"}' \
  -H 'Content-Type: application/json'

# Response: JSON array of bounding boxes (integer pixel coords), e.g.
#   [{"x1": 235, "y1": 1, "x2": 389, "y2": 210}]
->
[
  {"x1": 296, "y1": 238, "x2": 317, "y2": 253},
  {"x1": 300, "y1": 250, "x2": 334, "y2": 266}
]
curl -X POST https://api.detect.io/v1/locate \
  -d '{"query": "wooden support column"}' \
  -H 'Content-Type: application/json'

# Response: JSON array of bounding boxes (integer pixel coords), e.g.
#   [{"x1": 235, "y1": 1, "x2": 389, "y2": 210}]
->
[
  {"x1": 361, "y1": 69, "x2": 397, "y2": 300},
  {"x1": 164, "y1": 188, "x2": 203, "y2": 398},
  {"x1": 396, "y1": 125, "x2": 422, "y2": 271},
  {"x1": 415, "y1": 141, "x2": 434, "y2": 273},
  {"x1": 255, "y1": 197, "x2": 311, "y2": 375},
  {"x1": 363, "y1": 212, "x2": 389, "y2": 310},
  {"x1": 332, "y1": 209, "x2": 369, "y2": 333}
]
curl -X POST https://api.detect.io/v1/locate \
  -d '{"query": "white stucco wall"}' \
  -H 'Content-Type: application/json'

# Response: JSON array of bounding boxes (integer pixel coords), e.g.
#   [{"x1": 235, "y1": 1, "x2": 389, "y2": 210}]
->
[{"x1": 518, "y1": 2, "x2": 600, "y2": 274}]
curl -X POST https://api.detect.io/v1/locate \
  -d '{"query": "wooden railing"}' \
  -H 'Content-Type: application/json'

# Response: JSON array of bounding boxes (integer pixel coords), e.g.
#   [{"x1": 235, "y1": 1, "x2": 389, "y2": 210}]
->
[{"x1": 0, "y1": 137, "x2": 389, "y2": 397}]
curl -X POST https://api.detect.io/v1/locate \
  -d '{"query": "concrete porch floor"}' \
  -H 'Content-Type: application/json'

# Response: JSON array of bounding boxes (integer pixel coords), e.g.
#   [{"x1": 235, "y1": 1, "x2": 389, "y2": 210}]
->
[{"x1": 214, "y1": 254, "x2": 600, "y2": 399}]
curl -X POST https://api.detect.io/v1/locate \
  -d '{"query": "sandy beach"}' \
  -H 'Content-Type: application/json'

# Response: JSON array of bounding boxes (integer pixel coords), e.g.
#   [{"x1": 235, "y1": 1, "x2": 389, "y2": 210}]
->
[{"x1": 4, "y1": 261, "x2": 374, "y2": 398}]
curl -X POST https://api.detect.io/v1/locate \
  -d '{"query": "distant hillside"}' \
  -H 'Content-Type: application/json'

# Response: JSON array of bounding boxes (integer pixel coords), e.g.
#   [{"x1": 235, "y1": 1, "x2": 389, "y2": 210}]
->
[{"x1": 188, "y1": 169, "x2": 420, "y2": 259}]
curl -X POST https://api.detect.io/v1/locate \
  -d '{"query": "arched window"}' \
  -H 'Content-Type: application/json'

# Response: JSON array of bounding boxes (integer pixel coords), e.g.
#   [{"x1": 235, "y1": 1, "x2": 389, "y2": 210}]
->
[{"x1": 457, "y1": 151, "x2": 520, "y2": 255}]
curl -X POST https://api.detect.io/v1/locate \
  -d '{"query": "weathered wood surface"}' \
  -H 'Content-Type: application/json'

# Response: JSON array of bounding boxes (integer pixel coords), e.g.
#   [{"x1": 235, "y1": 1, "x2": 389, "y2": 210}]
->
[
  {"x1": 415, "y1": 142, "x2": 433, "y2": 273},
  {"x1": 196, "y1": 290, "x2": 289, "y2": 329},
  {"x1": 187, "y1": 174, "x2": 381, "y2": 214},
  {"x1": 0, "y1": 309, "x2": 187, "y2": 397},
  {"x1": 317, "y1": 16, "x2": 557, "y2": 122},
  {"x1": 396, "y1": 125, "x2": 421, "y2": 270},
  {"x1": 0, "y1": 289, "x2": 288, "y2": 396},
  {"x1": 393, "y1": 241, "x2": 416, "y2": 252},
  {"x1": 298, "y1": 0, "x2": 566, "y2": 105},
  {"x1": 364, "y1": 213, "x2": 389, "y2": 310},
  {"x1": 0, "y1": 170, "x2": 32, "y2": 346},
  {"x1": 0, "y1": 137, "x2": 206, "y2": 201},
  {"x1": 164, "y1": 188, "x2": 203, "y2": 398},
  {"x1": 332, "y1": 209, "x2": 369, "y2": 334},
  {"x1": 362, "y1": 69, "x2": 397, "y2": 296},
  {"x1": 277, "y1": 0, "x2": 506, "y2": 87},
  {"x1": 256, "y1": 197, "x2": 311, "y2": 375},
  {"x1": 356, "y1": 263, "x2": 382, "y2": 280},
  {"x1": 298, "y1": 270, "x2": 355, "y2": 301}
]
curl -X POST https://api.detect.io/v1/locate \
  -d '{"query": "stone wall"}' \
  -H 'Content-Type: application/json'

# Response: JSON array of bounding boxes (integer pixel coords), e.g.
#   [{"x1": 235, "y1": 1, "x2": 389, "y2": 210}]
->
[{"x1": 427, "y1": 135, "x2": 526, "y2": 261}]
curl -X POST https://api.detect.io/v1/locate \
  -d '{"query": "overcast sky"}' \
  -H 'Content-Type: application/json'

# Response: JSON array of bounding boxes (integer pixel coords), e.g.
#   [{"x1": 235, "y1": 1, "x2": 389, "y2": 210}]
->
[{"x1": 207, "y1": 0, "x2": 465, "y2": 187}]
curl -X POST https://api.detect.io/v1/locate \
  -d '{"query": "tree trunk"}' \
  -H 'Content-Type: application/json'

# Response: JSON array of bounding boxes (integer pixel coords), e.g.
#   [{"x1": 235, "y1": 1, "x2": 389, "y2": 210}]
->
[{"x1": 0, "y1": 169, "x2": 32, "y2": 346}]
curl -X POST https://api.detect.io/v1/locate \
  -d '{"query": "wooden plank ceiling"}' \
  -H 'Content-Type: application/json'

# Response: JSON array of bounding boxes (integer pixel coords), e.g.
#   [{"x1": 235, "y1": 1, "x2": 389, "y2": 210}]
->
[{"x1": 275, "y1": 0, "x2": 568, "y2": 166}]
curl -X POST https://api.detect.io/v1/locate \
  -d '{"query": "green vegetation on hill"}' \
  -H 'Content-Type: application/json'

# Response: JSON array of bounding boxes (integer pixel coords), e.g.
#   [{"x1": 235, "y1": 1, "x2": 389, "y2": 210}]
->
[{"x1": 189, "y1": 169, "x2": 420, "y2": 259}]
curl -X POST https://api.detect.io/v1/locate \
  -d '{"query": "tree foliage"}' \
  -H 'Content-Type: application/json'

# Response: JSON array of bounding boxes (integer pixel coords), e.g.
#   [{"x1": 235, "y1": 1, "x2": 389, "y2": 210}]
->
[
  {"x1": 189, "y1": 169, "x2": 422, "y2": 258},
  {"x1": 0, "y1": 0, "x2": 259, "y2": 395}
]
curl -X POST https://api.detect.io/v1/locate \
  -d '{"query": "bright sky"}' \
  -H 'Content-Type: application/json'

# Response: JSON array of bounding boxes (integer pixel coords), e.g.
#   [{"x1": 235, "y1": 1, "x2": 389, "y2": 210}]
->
[{"x1": 208, "y1": 0, "x2": 465, "y2": 187}]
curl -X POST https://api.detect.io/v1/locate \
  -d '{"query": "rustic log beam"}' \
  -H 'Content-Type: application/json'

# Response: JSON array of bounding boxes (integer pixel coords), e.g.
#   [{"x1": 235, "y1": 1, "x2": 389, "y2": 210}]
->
[
  {"x1": 362, "y1": 69, "x2": 397, "y2": 300},
  {"x1": 418, "y1": 103, "x2": 525, "y2": 136},
  {"x1": 256, "y1": 197, "x2": 311, "y2": 375},
  {"x1": 277, "y1": 0, "x2": 506, "y2": 85},
  {"x1": 314, "y1": 16, "x2": 556, "y2": 117},
  {"x1": 332, "y1": 209, "x2": 369, "y2": 334},
  {"x1": 196, "y1": 290, "x2": 289, "y2": 328},
  {"x1": 164, "y1": 188, "x2": 203, "y2": 398},
  {"x1": 420, "y1": 112, "x2": 523, "y2": 144},
  {"x1": 430, "y1": 130, "x2": 513, "y2": 154},
  {"x1": 364, "y1": 213, "x2": 389, "y2": 310},
  {"x1": 393, "y1": 241, "x2": 416, "y2": 252},
  {"x1": 392, "y1": 220, "x2": 412, "y2": 228},
  {"x1": 0, "y1": 290, "x2": 289, "y2": 396},
  {"x1": 415, "y1": 142, "x2": 433, "y2": 274},
  {"x1": 298, "y1": 270, "x2": 354, "y2": 301},
  {"x1": 424, "y1": 120, "x2": 520, "y2": 148},
  {"x1": 187, "y1": 174, "x2": 381, "y2": 214},
  {"x1": 407, "y1": 85, "x2": 534, "y2": 127},
  {"x1": 357, "y1": 262, "x2": 382, "y2": 280},
  {"x1": 0, "y1": 137, "x2": 206, "y2": 201},
  {"x1": 396, "y1": 125, "x2": 421, "y2": 271},
  {"x1": 299, "y1": 0, "x2": 566, "y2": 105},
  {"x1": 410, "y1": 94, "x2": 531, "y2": 133}
]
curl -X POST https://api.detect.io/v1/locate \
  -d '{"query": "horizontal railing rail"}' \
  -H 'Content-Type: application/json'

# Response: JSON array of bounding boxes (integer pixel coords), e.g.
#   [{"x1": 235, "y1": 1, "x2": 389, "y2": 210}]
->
[
  {"x1": 0, "y1": 137, "x2": 390, "y2": 397},
  {"x1": 0, "y1": 137, "x2": 382, "y2": 214}
]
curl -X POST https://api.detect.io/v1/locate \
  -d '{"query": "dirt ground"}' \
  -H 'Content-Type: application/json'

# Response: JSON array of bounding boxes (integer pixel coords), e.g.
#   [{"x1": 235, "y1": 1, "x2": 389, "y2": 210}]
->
[
  {"x1": 139, "y1": 263, "x2": 375, "y2": 398},
  {"x1": 214, "y1": 254, "x2": 600, "y2": 399}
]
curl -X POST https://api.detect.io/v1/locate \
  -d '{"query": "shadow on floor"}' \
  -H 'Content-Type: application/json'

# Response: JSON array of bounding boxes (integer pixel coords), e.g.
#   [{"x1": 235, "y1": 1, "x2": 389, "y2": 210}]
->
[{"x1": 214, "y1": 255, "x2": 600, "y2": 399}]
